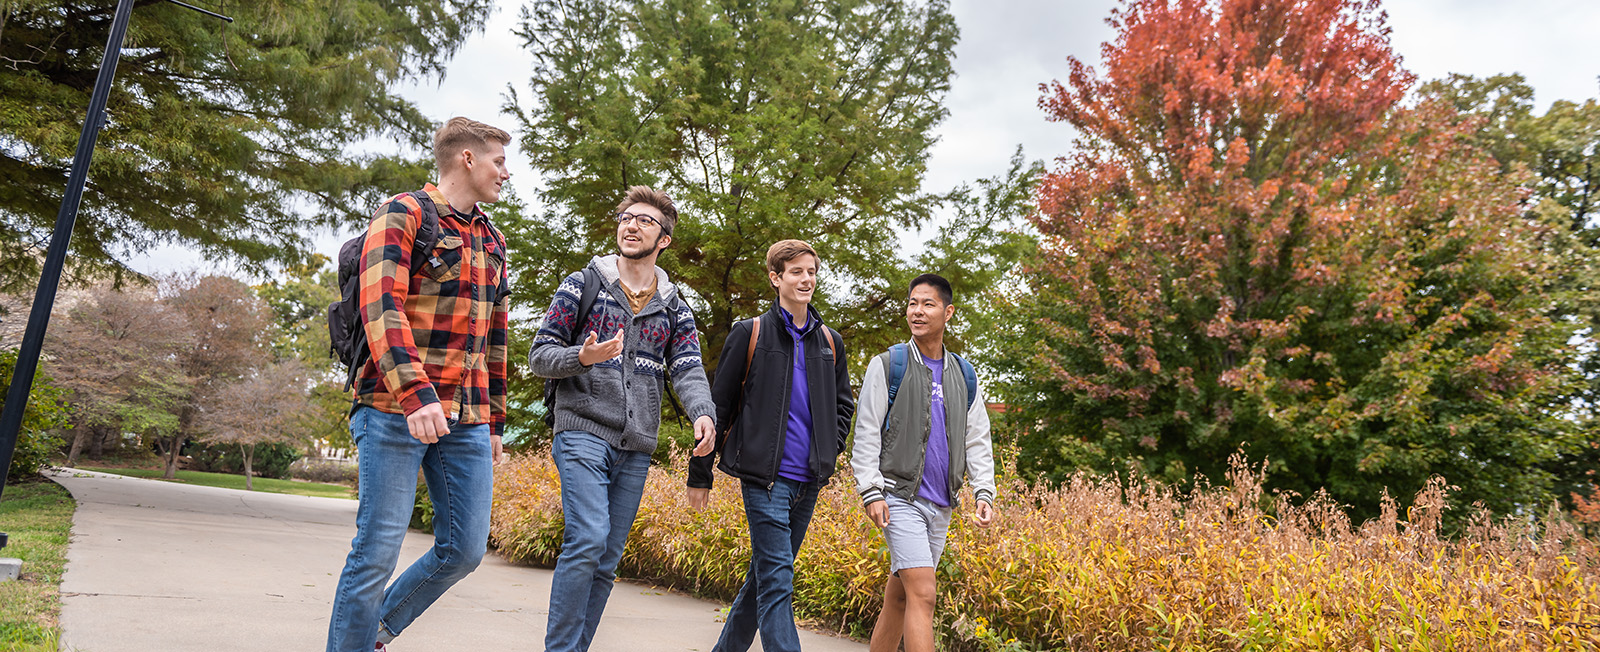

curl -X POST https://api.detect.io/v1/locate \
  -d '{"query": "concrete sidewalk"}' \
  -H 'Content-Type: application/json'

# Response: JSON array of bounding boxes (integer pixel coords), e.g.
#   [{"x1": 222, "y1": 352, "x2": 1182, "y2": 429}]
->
[{"x1": 51, "y1": 469, "x2": 865, "y2": 652}]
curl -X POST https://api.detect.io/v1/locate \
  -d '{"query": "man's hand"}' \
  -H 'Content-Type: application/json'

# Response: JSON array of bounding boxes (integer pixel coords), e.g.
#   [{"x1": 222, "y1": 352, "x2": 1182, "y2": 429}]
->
[
  {"x1": 407, "y1": 403, "x2": 449, "y2": 443},
  {"x1": 577, "y1": 329, "x2": 625, "y2": 366},
  {"x1": 973, "y1": 500, "x2": 995, "y2": 527},
  {"x1": 691, "y1": 415, "x2": 716, "y2": 456},
  {"x1": 491, "y1": 434, "x2": 508, "y2": 466},
  {"x1": 687, "y1": 487, "x2": 709, "y2": 510},
  {"x1": 866, "y1": 500, "x2": 890, "y2": 529}
]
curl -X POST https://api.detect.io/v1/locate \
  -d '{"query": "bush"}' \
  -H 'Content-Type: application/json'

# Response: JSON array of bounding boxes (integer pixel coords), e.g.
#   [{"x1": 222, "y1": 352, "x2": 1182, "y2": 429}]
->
[
  {"x1": 411, "y1": 478, "x2": 434, "y2": 533},
  {"x1": 183, "y1": 441, "x2": 301, "y2": 479},
  {"x1": 490, "y1": 450, "x2": 1600, "y2": 650},
  {"x1": 0, "y1": 349, "x2": 69, "y2": 483},
  {"x1": 288, "y1": 458, "x2": 359, "y2": 485}
]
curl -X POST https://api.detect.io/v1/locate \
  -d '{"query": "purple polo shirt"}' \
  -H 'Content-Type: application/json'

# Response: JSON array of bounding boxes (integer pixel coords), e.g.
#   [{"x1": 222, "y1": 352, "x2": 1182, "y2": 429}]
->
[
  {"x1": 777, "y1": 307, "x2": 816, "y2": 483},
  {"x1": 916, "y1": 357, "x2": 951, "y2": 507}
]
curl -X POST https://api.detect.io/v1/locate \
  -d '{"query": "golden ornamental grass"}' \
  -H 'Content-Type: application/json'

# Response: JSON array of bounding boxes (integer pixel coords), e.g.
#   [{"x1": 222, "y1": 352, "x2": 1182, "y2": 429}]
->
[{"x1": 489, "y1": 450, "x2": 1600, "y2": 651}]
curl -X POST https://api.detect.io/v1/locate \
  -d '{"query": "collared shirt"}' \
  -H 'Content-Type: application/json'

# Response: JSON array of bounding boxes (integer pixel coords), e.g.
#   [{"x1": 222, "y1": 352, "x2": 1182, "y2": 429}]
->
[
  {"x1": 777, "y1": 306, "x2": 816, "y2": 483},
  {"x1": 619, "y1": 276, "x2": 657, "y2": 315},
  {"x1": 352, "y1": 183, "x2": 509, "y2": 437}
]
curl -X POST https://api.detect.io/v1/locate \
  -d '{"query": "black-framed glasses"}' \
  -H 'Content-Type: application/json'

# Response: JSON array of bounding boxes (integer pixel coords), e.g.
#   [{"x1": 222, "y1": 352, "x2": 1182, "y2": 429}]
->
[{"x1": 615, "y1": 211, "x2": 661, "y2": 229}]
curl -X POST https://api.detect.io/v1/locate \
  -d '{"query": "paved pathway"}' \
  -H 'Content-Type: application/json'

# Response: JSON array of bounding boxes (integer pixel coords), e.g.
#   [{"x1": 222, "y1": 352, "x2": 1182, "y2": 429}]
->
[{"x1": 50, "y1": 469, "x2": 865, "y2": 652}]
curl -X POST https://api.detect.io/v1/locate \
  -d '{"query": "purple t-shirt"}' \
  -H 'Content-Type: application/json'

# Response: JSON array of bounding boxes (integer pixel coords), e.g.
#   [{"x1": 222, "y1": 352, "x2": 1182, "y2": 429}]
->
[
  {"x1": 917, "y1": 357, "x2": 951, "y2": 507},
  {"x1": 777, "y1": 308, "x2": 815, "y2": 483}
]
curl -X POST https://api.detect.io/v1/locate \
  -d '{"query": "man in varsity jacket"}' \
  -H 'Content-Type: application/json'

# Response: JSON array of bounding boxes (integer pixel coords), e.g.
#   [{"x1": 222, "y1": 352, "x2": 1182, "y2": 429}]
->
[{"x1": 851, "y1": 272, "x2": 996, "y2": 652}]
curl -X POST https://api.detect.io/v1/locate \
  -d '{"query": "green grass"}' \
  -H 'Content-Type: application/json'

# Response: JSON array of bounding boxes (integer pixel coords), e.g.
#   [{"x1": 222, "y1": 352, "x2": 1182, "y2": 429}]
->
[
  {"x1": 0, "y1": 480, "x2": 74, "y2": 652},
  {"x1": 77, "y1": 467, "x2": 355, "y2": 500}
]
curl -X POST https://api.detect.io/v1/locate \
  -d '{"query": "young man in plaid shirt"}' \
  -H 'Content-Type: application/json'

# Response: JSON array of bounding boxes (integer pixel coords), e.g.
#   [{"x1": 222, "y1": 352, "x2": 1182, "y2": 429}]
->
[{"x1": 326, "y1": 117, "x2": 513, "y2": 652}]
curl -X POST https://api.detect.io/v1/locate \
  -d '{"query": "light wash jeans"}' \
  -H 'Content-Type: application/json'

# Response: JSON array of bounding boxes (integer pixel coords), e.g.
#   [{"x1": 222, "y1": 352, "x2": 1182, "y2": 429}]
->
[
  {"x1": 544, "y1": 429, "x2": 653, "y2": 652},
  {"x1": 713, "y1": 477, "x2": 820, "y2": 652},
  {"x1": 326, "y1": 406, "x2": 492, "y2": 652}
]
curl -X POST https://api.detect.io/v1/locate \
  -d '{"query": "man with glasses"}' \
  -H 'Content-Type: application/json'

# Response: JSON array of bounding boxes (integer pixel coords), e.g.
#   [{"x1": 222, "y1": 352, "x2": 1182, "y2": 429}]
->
[{"x1": 528, "y1": 185, "x2": 718, "y2": 652}]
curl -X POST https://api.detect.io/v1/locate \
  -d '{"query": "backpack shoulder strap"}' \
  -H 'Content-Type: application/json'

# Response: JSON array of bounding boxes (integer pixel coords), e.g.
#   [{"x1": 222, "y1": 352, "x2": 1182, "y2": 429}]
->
[
  {"x1": 742, "y1": 316, "x2": 761, "y2": 386},
  {"x1": 571, "y1": 267, "x2": 603, "y2": 345},
  {"x1": 823, "y1": 327, "x2": 837, "y2": 362},
  {"x1": 406, "y1": 190, "x2": 442, "y2": 276},
  {"x1": 950, "y1": 352, "x2": 978, "y2": 412},
  {"x1": 886, "y1": 343, "x2": 909, "y2": 403},
  {"x1": 882, "y1": 343, "x2": 909, "y2": 426}
]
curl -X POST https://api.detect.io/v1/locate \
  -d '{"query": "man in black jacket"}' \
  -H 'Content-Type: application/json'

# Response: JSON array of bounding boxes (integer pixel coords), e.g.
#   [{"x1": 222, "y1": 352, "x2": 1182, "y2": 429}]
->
[{"x1": 687, "y1": 239, "x2": 856, "y2": 652}]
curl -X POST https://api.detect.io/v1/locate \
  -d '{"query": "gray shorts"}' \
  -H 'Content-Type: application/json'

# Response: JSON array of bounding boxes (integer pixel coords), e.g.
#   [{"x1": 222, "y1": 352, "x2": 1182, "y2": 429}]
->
[{"x1": 882, "y1": 493, "x2": 953, "y2": 574}]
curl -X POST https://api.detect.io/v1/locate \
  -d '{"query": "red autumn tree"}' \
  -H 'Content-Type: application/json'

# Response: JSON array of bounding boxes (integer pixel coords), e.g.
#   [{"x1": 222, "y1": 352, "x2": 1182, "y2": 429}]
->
[{"x1": 1004, "y1": 0, "x2": 1581, "y2": 520}]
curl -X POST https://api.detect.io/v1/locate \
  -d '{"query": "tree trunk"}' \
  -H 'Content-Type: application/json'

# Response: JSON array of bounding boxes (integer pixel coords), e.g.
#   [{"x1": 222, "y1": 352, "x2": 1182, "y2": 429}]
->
[
  {"x1": 89, "y1": 425, "x2": 106, "y2": 459},
  {"x1": 241, "y1": 443, "x2": 254, "y2": 491},
  {"x1": 65, "y1": 424, "x2": 90, "y2": 467},
  {"x1": 163, "y1": 434, "x2": 185, "y2": 479}
]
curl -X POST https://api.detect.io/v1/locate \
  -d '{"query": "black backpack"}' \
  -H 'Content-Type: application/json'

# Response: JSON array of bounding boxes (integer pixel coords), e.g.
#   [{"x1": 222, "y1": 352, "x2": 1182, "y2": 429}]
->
[
  {"x1": 541, "y1": 267, "x2": 690, "y2": 427},
  {"x1": 327, "y1": 190, "x2": 442, "y2": 390}
]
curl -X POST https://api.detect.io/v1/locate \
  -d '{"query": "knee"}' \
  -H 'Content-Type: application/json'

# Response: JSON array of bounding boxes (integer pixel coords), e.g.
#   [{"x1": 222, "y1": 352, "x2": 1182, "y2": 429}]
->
[
  {"x1": 902, "y1": 578, "x2": 937, "y2": 609},
  {"x1": 557, "y1": 530, "x2": 606, "y2": 567},
  {"x1": 436, "y1": 539, "x2": 487, "y2": 579}
]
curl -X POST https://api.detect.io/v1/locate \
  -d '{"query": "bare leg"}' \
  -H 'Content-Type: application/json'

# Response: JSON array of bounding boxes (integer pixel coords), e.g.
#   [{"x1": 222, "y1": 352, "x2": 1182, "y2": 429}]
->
[
  {"x1": 868, "y1": 573, "x2": 907, "y2": 652},
  {"x1": 896, "y1": 568, "x2": 938, "y2": 652}
]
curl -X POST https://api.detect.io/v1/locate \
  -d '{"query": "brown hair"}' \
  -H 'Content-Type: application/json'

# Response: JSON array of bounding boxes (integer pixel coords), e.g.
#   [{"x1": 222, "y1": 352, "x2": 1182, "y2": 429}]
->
[
  {"x1": 614, "y1": 186, "x2": 679, "y2": 235},
  {"x1": 766, "y1": 239, "x2": 819, "y2": 277},
  {"x1": 433, "y1": 117, "x2": 511, "y2": 174}
]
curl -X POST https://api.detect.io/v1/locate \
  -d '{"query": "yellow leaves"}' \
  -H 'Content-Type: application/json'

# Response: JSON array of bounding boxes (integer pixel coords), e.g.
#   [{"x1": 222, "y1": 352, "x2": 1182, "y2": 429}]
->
[{"x1": 487, "y1": 450, "x2": 1600, "y2": 651}]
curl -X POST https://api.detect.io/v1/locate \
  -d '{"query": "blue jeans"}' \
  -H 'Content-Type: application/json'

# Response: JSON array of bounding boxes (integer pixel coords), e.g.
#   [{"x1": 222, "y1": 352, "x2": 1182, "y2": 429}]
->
[
  {"x1": 545, "y1": 430, "x2": 653, "y2": 652},
  {"x1": 714, "y1": 478, "x2": 820, "y2": 652},
  {"x1": 326, "y1": 406, "x2": 493, "y2": 652}
]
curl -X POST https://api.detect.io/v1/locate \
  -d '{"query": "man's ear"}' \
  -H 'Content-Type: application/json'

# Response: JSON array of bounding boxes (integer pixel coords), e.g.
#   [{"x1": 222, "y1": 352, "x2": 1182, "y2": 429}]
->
[
  {"x1": 657, "y1": 233, "x2": 672, "y2": 252},
  {"x1": 460, "y1": 148, "x2": 476, "y2": 170}
]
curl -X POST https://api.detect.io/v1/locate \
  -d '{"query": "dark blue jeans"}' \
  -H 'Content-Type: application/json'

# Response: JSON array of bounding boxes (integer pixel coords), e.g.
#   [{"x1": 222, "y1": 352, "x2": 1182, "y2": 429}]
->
[
  {"x1": 326, "y1": 406, "x2": 492, "y2": 652},
  {"x1": 714, "y1": 477, "x2": 820, "y2": 652},
  {"x1": 545, "y1": 430, "x2": 653, "y2": 652}
]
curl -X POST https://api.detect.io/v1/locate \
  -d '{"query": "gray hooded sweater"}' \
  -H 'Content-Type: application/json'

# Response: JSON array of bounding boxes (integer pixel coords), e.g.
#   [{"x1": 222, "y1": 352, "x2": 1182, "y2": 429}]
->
[{"x1": 528, "y1": 255, "x2": 716, "y2": 452}]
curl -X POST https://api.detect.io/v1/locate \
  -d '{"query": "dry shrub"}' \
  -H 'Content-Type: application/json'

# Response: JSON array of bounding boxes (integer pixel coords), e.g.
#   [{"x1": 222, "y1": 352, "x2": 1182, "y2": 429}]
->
[{"x1": 490, "y1": 450, "x2": 1600, "y2": 651}]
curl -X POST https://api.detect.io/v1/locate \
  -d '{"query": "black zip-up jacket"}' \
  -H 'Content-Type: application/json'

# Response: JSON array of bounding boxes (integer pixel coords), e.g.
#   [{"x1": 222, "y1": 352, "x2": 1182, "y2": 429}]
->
[{"x1": 687, "y1": 303, "x2": 855, "y2": 489}]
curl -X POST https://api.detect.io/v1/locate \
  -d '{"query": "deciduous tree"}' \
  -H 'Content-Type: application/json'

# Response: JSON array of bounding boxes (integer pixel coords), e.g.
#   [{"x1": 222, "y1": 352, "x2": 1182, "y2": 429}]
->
[
  {"x1": 1418, "y1": 73, "x2": 1600, "y2": 519},
  {"x1": 1004, "y1": 0, "x2": 1581, "y2": 520},
  {"x1": 196, "y1": 359, "x2": 311, "y2": 490},
  {"x1": 43, "y1": 284, "x2": 191, "y2": 466},
  {"x1": 160, "y1": 274, "x2": 272, "y2": 479}
]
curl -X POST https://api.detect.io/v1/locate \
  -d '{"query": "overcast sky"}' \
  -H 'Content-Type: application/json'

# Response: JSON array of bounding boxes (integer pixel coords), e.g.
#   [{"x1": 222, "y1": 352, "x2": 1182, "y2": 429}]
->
[{"x1": 127, "y1": 0, "x2": 1600, "y2": 277}]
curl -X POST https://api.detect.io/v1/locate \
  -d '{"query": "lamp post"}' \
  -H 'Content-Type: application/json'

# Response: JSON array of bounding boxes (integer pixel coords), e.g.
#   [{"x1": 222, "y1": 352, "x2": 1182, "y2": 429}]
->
[{"x1": 0, "y1": 0, "x2": 233, "y2": 553}]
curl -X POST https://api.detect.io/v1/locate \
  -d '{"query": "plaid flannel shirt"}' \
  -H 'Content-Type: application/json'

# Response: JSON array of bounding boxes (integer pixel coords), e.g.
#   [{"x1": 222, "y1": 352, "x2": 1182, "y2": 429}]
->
[{"x1": 352, "y1": 183, "x2": 509, "y2": 437}]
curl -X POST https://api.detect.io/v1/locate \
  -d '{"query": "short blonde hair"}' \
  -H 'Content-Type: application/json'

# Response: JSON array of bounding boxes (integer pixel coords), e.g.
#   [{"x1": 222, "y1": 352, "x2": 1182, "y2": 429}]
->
[
  {"x1": 765, "y1": 239, "x2": 818, "y2": 276},
  {"x1": 433, "y1": 117, "x2": 511, "y2": 173},
  {"x1": 614, "y1": 186, "x2": 679, "y2": 235}
]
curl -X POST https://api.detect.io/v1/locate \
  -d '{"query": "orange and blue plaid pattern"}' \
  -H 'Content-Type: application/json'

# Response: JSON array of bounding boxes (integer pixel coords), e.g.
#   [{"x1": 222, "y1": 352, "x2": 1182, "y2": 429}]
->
[{"x1": 352, "y1": 183, "x2": 509, "y2": 437}]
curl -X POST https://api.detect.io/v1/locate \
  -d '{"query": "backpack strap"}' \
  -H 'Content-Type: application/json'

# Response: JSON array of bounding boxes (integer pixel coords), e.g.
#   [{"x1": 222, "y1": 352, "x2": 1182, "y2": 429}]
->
[
  {"x1": 543, "y1": 266, "x2": 604, "y2": 427},
  {"x1": 405, "y1": 190, "x2": 442, "y2": 277},
  {"x1": 742, "y1": 316, "x2": 761, "y2": 386},
  {"x1": 882, "y1": 343, "x2": 909, "y2": 429},
  {"x1": 572, "y1": 267, "x2": 603, "y2": 344},
  {"x1": 950, "y1": 351, "x2": 978, "y2": 412},
  {"x1": 661, "y1": 292, "x2": 690, "y2": 426}
]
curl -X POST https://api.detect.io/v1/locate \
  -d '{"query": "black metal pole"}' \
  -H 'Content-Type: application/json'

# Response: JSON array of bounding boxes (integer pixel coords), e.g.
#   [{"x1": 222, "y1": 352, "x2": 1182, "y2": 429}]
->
[
  {"x1": 0, "y1": 0, "x2": 138, "y2": 511},
  {"x1": 163, "y1": 0, "x2": 234, "y2": 23}
]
